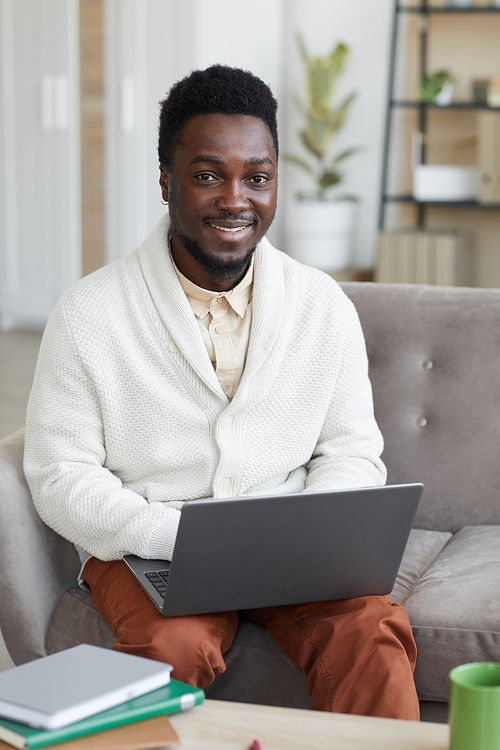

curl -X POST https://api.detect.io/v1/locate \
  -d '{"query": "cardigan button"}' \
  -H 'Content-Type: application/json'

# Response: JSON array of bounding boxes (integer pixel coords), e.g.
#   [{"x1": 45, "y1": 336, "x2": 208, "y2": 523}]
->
[
  {"x1": 417, "y1": 416, "x2": 428, "y2": 427},
  {"x1": 168, "y1": 340, "x2": 179, "y2": 353},
  {"x1": 221, "y1": 416, "x2": 233, "y2": 430},
  {"x1": 423, "y1": 359, "x2": 433, "y2": 370},
  {"x1": 218, "y1": 478, "x2": 232, "y2": 493}
]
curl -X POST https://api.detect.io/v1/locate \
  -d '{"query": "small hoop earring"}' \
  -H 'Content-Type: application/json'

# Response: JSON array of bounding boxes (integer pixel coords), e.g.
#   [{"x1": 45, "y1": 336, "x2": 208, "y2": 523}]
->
[{"x1": 161, "y1": 198, "x2": 168, "y2": 206}]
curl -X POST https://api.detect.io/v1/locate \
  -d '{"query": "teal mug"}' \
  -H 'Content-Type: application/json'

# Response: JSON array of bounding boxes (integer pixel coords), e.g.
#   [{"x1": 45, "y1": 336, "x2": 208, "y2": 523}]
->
[{"x1": 449, "y1": 662, "x2": 500, "y2": 750}]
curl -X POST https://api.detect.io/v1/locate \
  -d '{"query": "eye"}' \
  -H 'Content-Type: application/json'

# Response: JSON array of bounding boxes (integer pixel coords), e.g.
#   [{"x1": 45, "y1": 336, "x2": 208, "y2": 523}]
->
[
  {"x1": 196, "y1": 173, "x2": 216, "y2": 182},
  {"x1": 248, "y1": 175, "x2": 268, "y2": 185}
]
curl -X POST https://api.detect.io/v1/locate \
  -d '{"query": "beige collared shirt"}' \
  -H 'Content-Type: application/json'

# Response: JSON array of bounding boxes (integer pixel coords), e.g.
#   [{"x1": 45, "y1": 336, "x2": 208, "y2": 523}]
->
[{"x1": 172, "y1": 257, "x2": 253, "y2": 400}]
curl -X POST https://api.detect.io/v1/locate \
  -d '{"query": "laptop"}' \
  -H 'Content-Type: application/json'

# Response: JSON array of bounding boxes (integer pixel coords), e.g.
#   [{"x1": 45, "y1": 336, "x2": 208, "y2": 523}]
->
[{"x1": 123, "y1": 483, "x2": 423, "y2": 617}]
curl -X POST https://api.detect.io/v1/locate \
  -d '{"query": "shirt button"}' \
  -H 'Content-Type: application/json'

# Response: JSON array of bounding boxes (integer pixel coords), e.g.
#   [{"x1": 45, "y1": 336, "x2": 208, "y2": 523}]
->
[
  {"x1": 417, "y1": 416, "x2": 428, "y2": 427},
  {"x1": 218, "y1": 478, "x2": 232, "y2": 493},
  {"x1": 221, "y1": 383, "x2": 228, "y2": 392},
  {"x1": 217, "y1": 296, "x2": 224, "y2": 304},
  {"x1": 215, "y1": 325, "x2": 226, "y2": 335},
  {"x1": 168, "y1": 341, "x2": 179, "y2": 353},
  {"x1": 221, "y1": 415, "x2": 233, "y2": 430}
]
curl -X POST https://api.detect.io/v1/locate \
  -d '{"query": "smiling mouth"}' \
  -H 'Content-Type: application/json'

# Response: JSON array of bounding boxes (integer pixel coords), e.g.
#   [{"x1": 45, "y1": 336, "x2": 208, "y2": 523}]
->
[{"x1": 208, "y1": 222, "x2": 252, "y2": 233}]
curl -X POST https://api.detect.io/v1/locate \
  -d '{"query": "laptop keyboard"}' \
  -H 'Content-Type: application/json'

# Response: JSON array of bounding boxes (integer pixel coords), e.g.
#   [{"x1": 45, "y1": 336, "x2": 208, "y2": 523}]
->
[{"x1": 145, "y1": 570, "x2": 170, "y2": 598}]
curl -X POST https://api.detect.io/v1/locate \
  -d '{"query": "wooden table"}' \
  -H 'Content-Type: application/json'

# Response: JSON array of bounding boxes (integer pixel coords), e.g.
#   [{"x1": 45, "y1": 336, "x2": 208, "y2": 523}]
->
[{"x1": 169, "y1": 699, "x2": 450, "y2": 750}]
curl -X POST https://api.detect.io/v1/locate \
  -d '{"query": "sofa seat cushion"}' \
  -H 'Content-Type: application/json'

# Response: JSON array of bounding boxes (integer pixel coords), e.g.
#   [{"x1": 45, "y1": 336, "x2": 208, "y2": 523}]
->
[
  {"x1": 46, "y1": 528, "x2": 451, "y2": 654},
  {"x1": 46, "y1": 589, "x2": 115, "y2": 654},
  {"x1": 45, "y1": 589, "x2": 309, "y2": 707},
  {"x1": 404, "y1": 526, "x2": 500, "y2": 702},
  {"x1": 204, "y1": 620, "x2": 309, "y2": 708},
  {"x1": 389, "y1": 528, "x2": 452, "y2": 605},
  {"x1": 45, "y1": 528, "x2": 454, "y2": 707}
]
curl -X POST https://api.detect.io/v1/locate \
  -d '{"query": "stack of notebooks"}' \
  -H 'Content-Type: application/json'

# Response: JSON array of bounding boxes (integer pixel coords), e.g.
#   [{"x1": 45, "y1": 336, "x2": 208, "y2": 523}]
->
[{"x1": 0, "y1": 645, "x2": 204, "y2": 749}]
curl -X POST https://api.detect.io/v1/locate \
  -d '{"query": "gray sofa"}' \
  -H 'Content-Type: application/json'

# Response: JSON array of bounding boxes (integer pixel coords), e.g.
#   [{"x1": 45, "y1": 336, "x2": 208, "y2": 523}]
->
[{"x1": 2, "y1": 281, "x2": 500, "y2": 724}]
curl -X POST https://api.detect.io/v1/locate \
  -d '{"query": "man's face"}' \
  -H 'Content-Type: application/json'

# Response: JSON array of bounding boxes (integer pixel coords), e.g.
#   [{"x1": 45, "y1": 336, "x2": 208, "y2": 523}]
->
[{"x1": 160, "y1": 113, "x2": 277, "y2": 290}]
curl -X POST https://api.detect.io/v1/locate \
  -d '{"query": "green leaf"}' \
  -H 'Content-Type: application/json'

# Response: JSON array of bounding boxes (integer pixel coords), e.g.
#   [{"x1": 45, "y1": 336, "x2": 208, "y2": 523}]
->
[
  {"x1": 300, "y1": 129, "x2": 323, "y2": 159},
  {"x1": 332, "y1": 192, "x2": 359, "y2": 202},
  {"x1": 282, "y1": 154, "x2": 314, "y2": 174},
  {"x1": 334, "y1": 91, "x2": 357, "y2": 121},
  {"x1": 325, "y1": 110, "x2": 345, "y2": 136},
  {"x1": 330, "y1": 43, "x2": 349, "y2": 75},
  {"x1": 295, "y1": 189, "x2": 324, "y2": 201},
  {"x1": 325, "y1": 91, "x2": 357, "y2": 137},
  {"x1": 307, "y1": 114, "x2": 328, "y2": 154},
  {"x1": 330, "y1": 146, "x2": 363, "y2": 166},
  {"x1": 308, "y1": 60, "x2": 334, "y2": 108},
  {"x1": 319, "y1": 170, "x2": 342, "y2": 190}
]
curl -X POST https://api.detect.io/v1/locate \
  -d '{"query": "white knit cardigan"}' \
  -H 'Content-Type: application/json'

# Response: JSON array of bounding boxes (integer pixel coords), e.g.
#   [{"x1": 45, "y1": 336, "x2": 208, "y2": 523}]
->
[{"x1": 24, "y1": 214, "x2": 386, "y2": 563}]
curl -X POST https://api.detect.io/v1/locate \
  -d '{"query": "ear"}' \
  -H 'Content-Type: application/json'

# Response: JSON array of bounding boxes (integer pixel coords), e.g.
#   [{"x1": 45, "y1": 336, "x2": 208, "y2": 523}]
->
[{"x1": 159, "y1": 166, "x2": 169, "y2": 202}]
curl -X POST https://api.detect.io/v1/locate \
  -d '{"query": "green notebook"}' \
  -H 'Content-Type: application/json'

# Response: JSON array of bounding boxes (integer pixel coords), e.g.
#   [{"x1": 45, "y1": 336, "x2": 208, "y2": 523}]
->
[{"x1": 0, "y1": 680, "x2": 203, "y2": 750}]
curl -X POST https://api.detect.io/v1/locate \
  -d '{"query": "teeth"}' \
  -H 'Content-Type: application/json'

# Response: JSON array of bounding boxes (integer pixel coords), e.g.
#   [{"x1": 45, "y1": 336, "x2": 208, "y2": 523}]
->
[{"x1": 209, "y1": 223, "x2": 249, "y2": 233}]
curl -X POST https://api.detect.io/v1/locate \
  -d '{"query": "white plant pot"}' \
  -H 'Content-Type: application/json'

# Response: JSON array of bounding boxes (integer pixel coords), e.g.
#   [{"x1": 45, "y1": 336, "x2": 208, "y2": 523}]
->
[
  {"x1": 413, "y1": 165, "x2": 479, "y2": 201},
  {"x1": 286, "y1": 201, "x2": 356, "y2": 272},
  {"x1": 434, "y1": 82, "x2": 454, "y2": 106}
]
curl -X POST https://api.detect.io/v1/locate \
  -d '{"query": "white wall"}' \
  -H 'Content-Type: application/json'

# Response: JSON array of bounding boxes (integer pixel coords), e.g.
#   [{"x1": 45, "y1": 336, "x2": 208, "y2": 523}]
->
[
  {"x1": 105, "y1": 0, "x2": 286, "y2": 261},
  {"x1": 3, "y1": 0, "x2": 395, "y2": 298},
  {"x1": 283, "y1": 0, "x2": 393, "y2": 267},
  {"x1": 185, "y1": 0, "x2": 286, "y2": 249},
  {"x1": 105, "y1": 0, "x2": 177, "y2": 262},
  {"x1": 0, "y1": 0, "x2": 81, "y2": 329}
]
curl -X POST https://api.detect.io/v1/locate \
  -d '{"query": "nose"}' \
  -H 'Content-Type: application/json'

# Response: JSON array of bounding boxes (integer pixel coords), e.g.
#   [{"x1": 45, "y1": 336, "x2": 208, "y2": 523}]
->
[{"x1": 215, "y1": 178, "x2": 250, "y2": 213}]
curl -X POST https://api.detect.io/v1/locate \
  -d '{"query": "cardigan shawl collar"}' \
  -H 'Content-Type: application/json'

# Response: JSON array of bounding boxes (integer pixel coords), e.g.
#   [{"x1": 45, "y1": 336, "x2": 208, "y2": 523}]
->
[{"x1": 136, "y1": 214, "x2": 288, "y2": 403}]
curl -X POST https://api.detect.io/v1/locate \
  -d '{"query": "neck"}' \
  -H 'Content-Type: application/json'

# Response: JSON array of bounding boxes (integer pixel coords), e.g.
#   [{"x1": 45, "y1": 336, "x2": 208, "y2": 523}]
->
[{"x1": 170, "y1": 232, "x2": 254, "y2": 292}]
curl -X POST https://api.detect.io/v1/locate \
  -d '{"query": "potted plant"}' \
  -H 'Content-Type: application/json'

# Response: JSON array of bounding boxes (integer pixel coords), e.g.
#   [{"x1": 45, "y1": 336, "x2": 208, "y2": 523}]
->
[
  {"x1": 419, "y1": 69, "x2": 457, "y2": 106},
  {"x1": 285, "y1": 32, "x2": 360, "y2": 271}
]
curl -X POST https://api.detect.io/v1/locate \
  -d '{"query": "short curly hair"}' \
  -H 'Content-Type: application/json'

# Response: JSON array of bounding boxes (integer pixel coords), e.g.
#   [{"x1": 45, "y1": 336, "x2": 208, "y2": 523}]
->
[{"x1": 158, "y1": 64, "x2": 279, "y2": 169}]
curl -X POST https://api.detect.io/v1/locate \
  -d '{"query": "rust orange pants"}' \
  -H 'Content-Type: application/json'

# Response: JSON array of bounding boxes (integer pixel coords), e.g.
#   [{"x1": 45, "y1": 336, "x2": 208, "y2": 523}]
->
[{"x1": 83, "y1": 557, "x2": 419, "y2": 720}]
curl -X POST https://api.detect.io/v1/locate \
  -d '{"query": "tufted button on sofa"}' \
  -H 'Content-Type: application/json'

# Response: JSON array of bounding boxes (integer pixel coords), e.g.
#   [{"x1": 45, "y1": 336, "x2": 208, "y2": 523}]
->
[{"x1": 2, "y1": 281, "x2": 500, "y2": 723}]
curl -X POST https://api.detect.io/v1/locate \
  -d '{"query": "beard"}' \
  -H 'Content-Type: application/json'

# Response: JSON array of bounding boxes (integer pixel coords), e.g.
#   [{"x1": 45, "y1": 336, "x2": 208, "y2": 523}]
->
[{"x1": 177, "y1": 231, "x2": 256, "y2": 285}]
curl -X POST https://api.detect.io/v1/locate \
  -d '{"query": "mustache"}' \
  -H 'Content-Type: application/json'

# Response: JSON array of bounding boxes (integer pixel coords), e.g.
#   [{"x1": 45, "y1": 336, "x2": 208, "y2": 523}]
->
[{"x1": 203, "y1": 212, "x2": 256, "y2": 224}]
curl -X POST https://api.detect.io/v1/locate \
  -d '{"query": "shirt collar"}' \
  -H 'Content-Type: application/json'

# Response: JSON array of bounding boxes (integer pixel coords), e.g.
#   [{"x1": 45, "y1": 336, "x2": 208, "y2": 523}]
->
[{"x1": 171, "y1": 250, "x2": 254, "y2": 320}]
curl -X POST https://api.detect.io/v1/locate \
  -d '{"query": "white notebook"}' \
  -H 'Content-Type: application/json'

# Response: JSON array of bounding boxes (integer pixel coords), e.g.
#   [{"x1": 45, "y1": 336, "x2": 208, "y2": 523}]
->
[{"x1": 0, "y1": 645, "x2": 173, "y2": 730}]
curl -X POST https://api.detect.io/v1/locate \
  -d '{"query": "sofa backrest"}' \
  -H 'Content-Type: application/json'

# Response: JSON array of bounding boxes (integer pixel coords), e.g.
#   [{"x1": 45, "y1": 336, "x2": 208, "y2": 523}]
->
[{"x1": 340, "y1": 282, "x2": 500, "y2": 533}]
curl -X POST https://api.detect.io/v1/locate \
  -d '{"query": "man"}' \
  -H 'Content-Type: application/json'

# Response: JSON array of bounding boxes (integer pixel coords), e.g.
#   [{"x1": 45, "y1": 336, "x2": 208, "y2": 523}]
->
[{"x1": 24, "y1": 65, "x2": 418, "y2": 719}]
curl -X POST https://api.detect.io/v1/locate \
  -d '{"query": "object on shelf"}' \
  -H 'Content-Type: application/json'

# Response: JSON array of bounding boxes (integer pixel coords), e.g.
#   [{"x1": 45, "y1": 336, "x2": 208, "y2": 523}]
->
[
  {"x1": 434, "y1": 82, "x2": 454, "y2": 106},
  {"x1": 477, "y1": 110, "x2": 500, "y2": 203},
  {"x1": 472, "y1": 78, "x2": 490, "y2": 105},
  {"x1": 487, "y1": 76, "x2": 500, "y2": 107},
  {"x1": 447, "y1": 0, "x2": 473, "y2": 7},
  {"x1": 413, "y1": 164, "x2": 479, "y2": 201},
  {"x1": 376, "y1": 230, "x2": 471, "y2": 286},
  {"x1": 419, "y1": 69, "x2": 457, "y2": 105}
]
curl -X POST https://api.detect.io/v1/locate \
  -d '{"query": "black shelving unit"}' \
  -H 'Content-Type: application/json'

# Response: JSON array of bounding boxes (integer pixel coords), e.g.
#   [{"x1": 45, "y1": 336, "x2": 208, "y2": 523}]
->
[{"x1": 378, "y1": 1, "x2": 500, "y2": 231}]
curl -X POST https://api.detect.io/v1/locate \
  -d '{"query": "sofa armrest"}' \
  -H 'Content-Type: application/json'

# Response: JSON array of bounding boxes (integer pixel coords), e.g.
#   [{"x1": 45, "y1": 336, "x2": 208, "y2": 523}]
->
[{"x1": 0, "y1": 429, "x2": 80, "y2": 665}]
